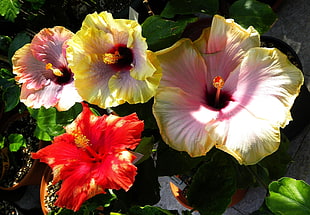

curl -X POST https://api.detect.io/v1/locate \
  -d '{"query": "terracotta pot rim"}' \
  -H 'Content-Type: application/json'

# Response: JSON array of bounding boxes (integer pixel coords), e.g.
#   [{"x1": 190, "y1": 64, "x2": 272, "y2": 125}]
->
[{"x1": 0, "y1": 140, "x2": 49, "y2": 191}]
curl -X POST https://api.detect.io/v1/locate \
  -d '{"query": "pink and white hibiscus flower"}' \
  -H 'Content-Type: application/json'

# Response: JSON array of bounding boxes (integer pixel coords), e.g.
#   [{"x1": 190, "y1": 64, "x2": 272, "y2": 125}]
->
[
  {"x1": 66, "y1": 11, "x2": 161, "y2": 109},
  {"x1": 12, "y1": 26, "x2": 82, "y2": 111},
  {"x1": 153, "y1": 15, "x2": 304, "y2": 165}
]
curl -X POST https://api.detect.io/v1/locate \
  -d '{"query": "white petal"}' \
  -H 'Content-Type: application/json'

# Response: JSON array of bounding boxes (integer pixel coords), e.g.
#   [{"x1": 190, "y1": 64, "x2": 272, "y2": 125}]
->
[
  {"x1": 226, "y1": 47, "x2": 304, "y2": 128},
  {"x1": 153, "y1": 88, "x2": 218, "y2": 157},
  {"x1": 210, "y1": 102, "x2": 282, "y2": 165}
]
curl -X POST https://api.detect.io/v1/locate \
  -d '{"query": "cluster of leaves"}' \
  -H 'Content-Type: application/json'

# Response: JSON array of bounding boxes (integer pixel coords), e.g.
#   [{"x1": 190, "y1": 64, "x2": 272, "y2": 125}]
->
[
  {"x1": 0, "y1": 0, "x2": 46, "y2": 22},
  {"x1": 142, "y1": 0, "x2": 277, "y2": 53},
  {"x1": 0, "y1": 32, "x2": 31, "y2": 154}
]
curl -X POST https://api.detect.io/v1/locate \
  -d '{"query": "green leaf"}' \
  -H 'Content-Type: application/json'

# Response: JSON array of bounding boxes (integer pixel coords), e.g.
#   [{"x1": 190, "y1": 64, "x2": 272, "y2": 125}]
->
[
  {"x1": 187, "y1": 150, "x2": 237, "y2": 215},
  {"x1": 55, "y1": 103, "x2": 82, "y2": 125},
  {"x1": 8, "y1": 133, "x2": 26, "y2": 152},
  {"x1": 0, "y1": 135, "x2": 5, "y2": 149},
  {"x1": 25, "y1": 0, "x2": 46, "y2": 10},
  {"x1": 3, "y1": 84, "x2": 20, "y2": 112},
  {"x1": 259, "y1": 133, "x2": 291, "y2": 180},
  {"x1": 128, "y1": 205, "x2": 175, "y2": 215},
  {"x1": 28, "y1": 103, "x2": 82, "y2": 140},
  {"x1": 117, "y1": 158, "x2": 160, "y2": 207},
  {"x1": 28, "y1": 107, "x2": 65, "y2": 138},
  {"x1": 0, "y1": 68, "x2": 21, "y2": 112},
  {"x1": 0, "y1": 0, "x2": 20, "y2": 22},
  {"x1": 156, "y1": 140, "x2": 205, "y2": 176},
  {"x1": 135, "y1": 136, "x2": 155, "y2": 164},
  {"x1": 266, "y1": 177, "x2": 310, "y2": 215},
  {"x1": 142, "y1": 16, "x2": 197, "y2": 51},
  {"x1": 8, "y1": 32, "x2": 31, "y2": 63},
  {"x1": 229, "y1": 0, "x2": 277, "y2": 34},
  {"x1": 0, "y1": 35, "x2": 12, "y2": 53},
  {"x1": 161, "y1": 0, "x2": 219, "y2": 18},
  {"x1": 111, "y1": 99, "x2": 158, "y2": 130},
  {"x1": 34, "y1": 126, "x2": 52, "y2": 141}
]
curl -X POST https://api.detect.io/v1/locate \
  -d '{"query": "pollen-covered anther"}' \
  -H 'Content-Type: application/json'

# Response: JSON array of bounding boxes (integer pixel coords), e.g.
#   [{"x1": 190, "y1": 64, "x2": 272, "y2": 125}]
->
[
  {"x1": 103, "y1": 51, "x2": 122, "y2": 64},
  {"x1": 74, "y1": 134, "x2": 90, "y2": 148},
  {"x1": 213, "y1": 76, "x2": 225, "y2": 89},
  {"x1": 46, "y1": 63, "x2": 63, "y2": 77}
]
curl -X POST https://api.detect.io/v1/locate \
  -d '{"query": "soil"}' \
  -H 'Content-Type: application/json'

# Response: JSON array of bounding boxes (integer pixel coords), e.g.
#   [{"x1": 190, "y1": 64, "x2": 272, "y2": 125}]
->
[{"x1": 0, "y1": 114, "x2": 39, "y2": 188}]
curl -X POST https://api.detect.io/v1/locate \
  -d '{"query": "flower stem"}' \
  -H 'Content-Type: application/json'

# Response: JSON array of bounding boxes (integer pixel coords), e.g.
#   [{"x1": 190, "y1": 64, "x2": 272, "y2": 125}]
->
[
  {"x1": 143, "y1": 0, "x2": 155, "y2": 15},
  {"x1": 245, "y1": 165, "x2": 269, "y2": 190}
]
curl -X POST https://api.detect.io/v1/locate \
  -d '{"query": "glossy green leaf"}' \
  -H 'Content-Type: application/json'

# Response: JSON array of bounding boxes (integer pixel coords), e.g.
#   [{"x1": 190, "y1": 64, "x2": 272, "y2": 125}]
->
[
  {"x1": 259, "y1": 133, "x2": 291, "y2": 180},
  {"x1": 8, "y1": 133, "x2": 26, "y2": 152},
  {"x1": 25, "y1": 0, "x2": 46, "y2": 10},
  {"x1": 116, "y1": 158, "x2": 160, "y2": 207},
  {"x1": 135, "y1": 136, "x2": 155, "y2": 164},
  {"x1": 0, "y1": 135, "x2": 5, "y2": 149},
  {"x1": 0, "y1": 0, "x2": 20, "y2": 22},
  {"x1": 266, "y1": 177, "x2": 310, "y2": 215},
  {"x1": 111, "y1": 99, "x2": 158, "y2": 130},
  {"x1": 50, "y1": 191, "x2": 117, "y2": 215},
  {"x1": 128, "y1": 205, "x2": 175, "y2": 215},
  {"x1": 156, "y1": 140, "x2": 205, "y2": 176},
  {"x1": 55, "y1": 103, "x2": 82, "y2": 125},
  {"x1": 28, "y1": 103, "x2": 81, "y2": 140},
  {"x1": 229, "y1": 0, "x2": 277, "y2": 34},
  {"x1": 142, "y1": 15, "x2": 197, "y2": 51},
  {"x1": 33, "y1": 126, "x2": 52, "y2": 141},
  {"x1": 8, "y1": 32, "x2": 31, "y2": 63},
  {"x1": 0, "y1": 68, "x2": 21, "y2": 112},
  {"x1": 28, "y1": 107, "x2": 65, "y2": 138},
  {"x1": 161, "y1": 0, "x2": 218, "y2": 18},
  {"x1": 3, "y1": 84, "x2": 20, "y2": 112},
  {"x1": 187, "y1": 150, "x2": 237, "y2": 215},
  {"x1": 0, "y1": 35, "x2": 12, "y2": 53}
]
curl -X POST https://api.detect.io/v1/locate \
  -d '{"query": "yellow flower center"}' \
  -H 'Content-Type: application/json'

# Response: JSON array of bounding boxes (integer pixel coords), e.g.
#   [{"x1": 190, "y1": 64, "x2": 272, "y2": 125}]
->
[
  {"x1": 46, "y1": 63, "x2": 63, "y2": 77},
  {"x1": 213, "y1": 76, "x2": 225, "y2": 108},
  {"x1": 74, "y1": 134, "x2": 90, "y2": 148},
  {"x1": 103, "y1": 51, "x2": 123, "y2": 65}
]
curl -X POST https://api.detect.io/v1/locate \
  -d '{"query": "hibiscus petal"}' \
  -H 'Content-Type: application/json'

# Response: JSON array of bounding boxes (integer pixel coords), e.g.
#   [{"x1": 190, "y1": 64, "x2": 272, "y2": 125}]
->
[
  {"x1": 20, "y1": 81, "x2": 61, "y2": 109},
  {"x1": 129, "y1": 28, "x2": 157, "y2": 80},
  {"x1": 55, "y1": 83, "x2": 82, "y2": 111},
  {"x1": 156, "y1": 38, "x2": 208, "y2": 98},
  {"x1": 65, "y1": 104, "x2": 144, "y2": 152},
  {"x1": 226, "y1": 47, "x2": 304, "y2": 127},
  {"x1": 153, "y1": 87, "x2": 218, "y2": 157},
  {"x1": 70, "y1": 53, "x2": 119, "y2": 108},
  {"x1": 209, "y1": 102, "x2": 282, "y2": 165},
  {"x1": 194, "y1": 15, "x2": 259, "y2": 90},
  {"x1": 31, "y1": 26, "x2": 73, "y2": 67},
  {"x1": 109, "y1": 66, "x2": 161, "y2": 105},
  {"x1": 82, "y1": 11, "x2": 115, "y2": 32},
  {"x1": 12, "y1": 44, "x2": 51, "y2": 90}
]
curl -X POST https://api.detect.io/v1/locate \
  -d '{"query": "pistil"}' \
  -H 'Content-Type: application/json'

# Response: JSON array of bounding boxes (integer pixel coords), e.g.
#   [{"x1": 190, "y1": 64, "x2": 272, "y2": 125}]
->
[
  {"x1": 212, "y1": 76, "x2": 225, "y2": 108},
  {"x1": 46, "y1": 63, "x2": 63, "y2": 77}
]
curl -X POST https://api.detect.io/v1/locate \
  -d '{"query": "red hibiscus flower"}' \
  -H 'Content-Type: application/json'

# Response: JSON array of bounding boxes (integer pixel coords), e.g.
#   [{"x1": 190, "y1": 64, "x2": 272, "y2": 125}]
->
[{"x1": 32, "y1": 103, "x2": 144, "y2": 211}]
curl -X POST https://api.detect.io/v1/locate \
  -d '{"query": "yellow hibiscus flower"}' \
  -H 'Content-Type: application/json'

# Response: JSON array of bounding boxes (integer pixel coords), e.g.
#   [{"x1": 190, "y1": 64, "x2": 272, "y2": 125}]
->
[{"x1": 67, "y1": 11, "x2": 161, "y2": 108}]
